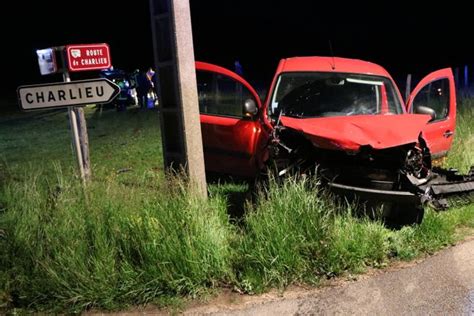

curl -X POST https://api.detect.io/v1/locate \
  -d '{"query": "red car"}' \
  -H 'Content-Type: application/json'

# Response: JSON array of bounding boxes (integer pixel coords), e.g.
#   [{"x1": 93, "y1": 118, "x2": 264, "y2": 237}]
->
[{"x1": 196, "y1": 57, "x2": 456, "y2": 222}]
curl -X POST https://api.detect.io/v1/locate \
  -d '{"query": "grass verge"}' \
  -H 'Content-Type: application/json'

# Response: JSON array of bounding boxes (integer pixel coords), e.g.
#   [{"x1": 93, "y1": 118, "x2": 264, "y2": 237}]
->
[
  {"x1": 0, "y1": 170, "x2": 235, "y2": 312},
  {"x1": 235, "y1": 178, "x2": 474, "y2": 295},
  {"x1": 445, "y1": 100, "x2": 474, "y2": 172},
  {"x1": 1, "y1": 100, "x2": 473, "y2": 312}
]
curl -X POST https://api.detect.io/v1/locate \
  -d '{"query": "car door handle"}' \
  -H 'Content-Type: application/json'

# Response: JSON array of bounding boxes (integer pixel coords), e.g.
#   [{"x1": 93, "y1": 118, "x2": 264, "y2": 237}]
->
[{"x1": 443, "y1": 130, "x2": 454, "y2": 138}]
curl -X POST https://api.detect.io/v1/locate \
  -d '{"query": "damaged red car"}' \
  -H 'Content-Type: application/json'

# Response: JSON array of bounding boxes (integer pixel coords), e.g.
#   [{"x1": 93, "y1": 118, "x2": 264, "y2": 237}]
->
[{"x1": 196, "y1": 57, "x2": 457, "y2": 223}]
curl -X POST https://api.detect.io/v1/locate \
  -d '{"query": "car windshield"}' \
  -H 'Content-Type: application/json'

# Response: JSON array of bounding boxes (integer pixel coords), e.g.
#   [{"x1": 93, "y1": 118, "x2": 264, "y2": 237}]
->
[{"x1": 270, "y1": 72, "x2": 403, "y2": 118}]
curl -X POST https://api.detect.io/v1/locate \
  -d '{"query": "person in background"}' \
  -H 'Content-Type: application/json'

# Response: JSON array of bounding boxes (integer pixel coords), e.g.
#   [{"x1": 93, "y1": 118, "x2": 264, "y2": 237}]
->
[
  {"x1": 135, "y1": 67, "x2": 155, "y2": 109},
  {"x1": 146, "y1": 67, "x2": 156, "y2": 84},
  {"x1": 145, "y1": 67, "x2": 158, "y2": 108},
  {"x1": 234, "y1": 60, "x2": 243, "y2": 76}
]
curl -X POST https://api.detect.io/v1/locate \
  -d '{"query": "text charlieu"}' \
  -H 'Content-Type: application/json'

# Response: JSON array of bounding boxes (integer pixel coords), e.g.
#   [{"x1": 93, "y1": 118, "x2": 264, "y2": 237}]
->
[
  {"x1": 25, "y1": 86, "x2": 105, "y2": 105},
  {"x1": 72, "y1": 58, "x2": 109, "y2": 66}
]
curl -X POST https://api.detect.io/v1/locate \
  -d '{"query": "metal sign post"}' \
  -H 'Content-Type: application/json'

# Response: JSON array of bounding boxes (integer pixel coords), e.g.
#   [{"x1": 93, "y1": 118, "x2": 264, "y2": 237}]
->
[
  {"x1": 76, "y1": 105, "x2": 91, "y2": 181},
  {"x1": 150, "y1": 0, "x2": 207, "y2": 196},
  {"x1": 63, "y1": 72, "x2": 87, "y2": 181}
]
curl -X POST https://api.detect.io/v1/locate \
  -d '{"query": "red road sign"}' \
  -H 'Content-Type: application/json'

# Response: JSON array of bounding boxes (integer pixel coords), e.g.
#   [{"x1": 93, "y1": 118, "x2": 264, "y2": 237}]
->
[{"x1": 66, "y1": 43, "x2": 111, "y2": 72}]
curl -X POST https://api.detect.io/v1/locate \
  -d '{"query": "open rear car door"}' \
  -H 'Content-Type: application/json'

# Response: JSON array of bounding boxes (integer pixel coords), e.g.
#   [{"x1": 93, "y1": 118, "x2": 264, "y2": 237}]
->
[{"x1": 195, "y1": 62, "x2": 263, "y2": 178}]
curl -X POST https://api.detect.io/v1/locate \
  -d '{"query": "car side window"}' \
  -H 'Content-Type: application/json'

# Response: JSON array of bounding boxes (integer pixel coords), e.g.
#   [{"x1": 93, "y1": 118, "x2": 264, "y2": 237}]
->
[
  {"x1": 412, "y1": 78, "x2": 450, "y2": 121},
  {"x1": 197, "y1": 70, "x2": 255, "y2": 118}
]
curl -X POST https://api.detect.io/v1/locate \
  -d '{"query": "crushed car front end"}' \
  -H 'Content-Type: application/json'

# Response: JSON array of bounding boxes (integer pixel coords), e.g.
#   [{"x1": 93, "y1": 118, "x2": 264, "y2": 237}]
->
[{"x1": 262, "y1": 59, "x2": 434, "y2": 223}]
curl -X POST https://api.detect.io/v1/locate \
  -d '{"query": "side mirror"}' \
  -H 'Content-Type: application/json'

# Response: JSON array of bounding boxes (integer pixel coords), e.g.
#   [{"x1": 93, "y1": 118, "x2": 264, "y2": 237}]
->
[
  {"x1": 243, "y1": 98, "x2": 258, "y2": 118},
  {"x1": 414, "y1": 105, "x2": 436, "y2": 121}
]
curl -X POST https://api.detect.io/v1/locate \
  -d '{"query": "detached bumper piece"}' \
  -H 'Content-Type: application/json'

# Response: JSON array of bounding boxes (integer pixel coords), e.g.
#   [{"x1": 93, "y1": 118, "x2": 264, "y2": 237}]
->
[
  {"x1": 422, "y1": 169, "x2": 474, "y2": 210},
  {"x1": 329, "y1": 166, "x2": 474, "y2": 211},
  {"x1": 430, "y1": 181, "x2": 474, "y2": 195},
  {"x1": 419, "y1": 166, "x2": 474, "y2": 210}
]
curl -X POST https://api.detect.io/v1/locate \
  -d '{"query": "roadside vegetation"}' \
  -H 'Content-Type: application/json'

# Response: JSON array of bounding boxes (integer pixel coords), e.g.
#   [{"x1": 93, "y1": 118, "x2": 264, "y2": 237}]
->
[
  {"x1": 1, "y1": 102, "x2": 473, "y2": 312},
  {"x1": 446, "y1": 99, "x2": 474, "y2": 172}
]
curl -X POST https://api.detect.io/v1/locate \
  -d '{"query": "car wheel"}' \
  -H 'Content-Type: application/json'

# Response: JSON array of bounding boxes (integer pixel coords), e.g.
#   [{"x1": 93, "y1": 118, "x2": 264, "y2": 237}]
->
[{"x1": 383, "y1": 203, "x2": 425, "y2": 229}]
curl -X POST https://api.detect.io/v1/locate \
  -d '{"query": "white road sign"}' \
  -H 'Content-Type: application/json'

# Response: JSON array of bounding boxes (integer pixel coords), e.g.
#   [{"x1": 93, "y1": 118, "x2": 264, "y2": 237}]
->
[{"x1": 17, "y1": 78, "x2": 120, "y2": 111}]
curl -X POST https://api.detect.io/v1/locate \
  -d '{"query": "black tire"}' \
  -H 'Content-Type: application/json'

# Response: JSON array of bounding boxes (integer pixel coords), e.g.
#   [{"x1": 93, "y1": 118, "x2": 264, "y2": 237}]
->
[{"x1": 383, "y1": 203, "x2": 425, "y2": 229}]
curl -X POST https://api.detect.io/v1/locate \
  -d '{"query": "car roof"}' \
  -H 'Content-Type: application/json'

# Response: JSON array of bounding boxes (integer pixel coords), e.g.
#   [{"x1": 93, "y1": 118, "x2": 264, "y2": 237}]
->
[{"x1": 277, "y1": 56, "x2": 392, "y2": 78}]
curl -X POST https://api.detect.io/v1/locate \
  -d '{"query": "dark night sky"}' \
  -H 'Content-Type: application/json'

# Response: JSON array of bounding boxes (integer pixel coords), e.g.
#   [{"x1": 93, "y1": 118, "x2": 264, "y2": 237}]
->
[{"x1": 2, "y1": 0, "x2": 472, "y2": 101}]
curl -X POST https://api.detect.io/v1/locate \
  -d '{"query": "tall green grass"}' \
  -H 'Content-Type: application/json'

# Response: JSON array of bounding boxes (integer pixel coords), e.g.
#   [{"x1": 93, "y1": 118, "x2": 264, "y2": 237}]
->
[
  {"x1": 0, "y1": 168, "x2": 235, "y2": 312},
  {"x1": 1, "y1": 101, "x2": 473, "y2": 312},
  {"x1": 235, "y1": 178, "x2": 334, "y2": 292},
  {"x1": 235, "y1": 178, "x2": 390, "y2": 293},
  {"x1": 234, "y1": 179, "x2": 474, "y2": 294},
  {"x1": 445, "y1": 100, "x2": 474, "y2": 172}
]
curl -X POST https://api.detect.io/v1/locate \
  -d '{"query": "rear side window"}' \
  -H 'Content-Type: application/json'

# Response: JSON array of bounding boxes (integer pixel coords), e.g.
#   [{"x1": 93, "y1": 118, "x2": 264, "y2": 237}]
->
[
  {"x1": 196, "y1": 70, "x2": 255, "y2": 118},
  {"x1": 412, "y1": 78, "x2": 450, "y2": 121}
]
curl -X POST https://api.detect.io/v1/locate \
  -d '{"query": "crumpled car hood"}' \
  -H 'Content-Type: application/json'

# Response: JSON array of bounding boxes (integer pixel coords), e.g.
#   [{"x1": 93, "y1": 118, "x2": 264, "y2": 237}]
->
[{"x1": 280, "y1": 114, "x2": 431, "y2": 151}]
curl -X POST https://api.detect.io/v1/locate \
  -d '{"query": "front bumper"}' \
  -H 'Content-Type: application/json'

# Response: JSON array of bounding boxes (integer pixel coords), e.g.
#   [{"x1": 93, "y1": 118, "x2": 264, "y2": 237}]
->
[{"x1": 328, "y1": 182, "x2": 420, "y2": 204}]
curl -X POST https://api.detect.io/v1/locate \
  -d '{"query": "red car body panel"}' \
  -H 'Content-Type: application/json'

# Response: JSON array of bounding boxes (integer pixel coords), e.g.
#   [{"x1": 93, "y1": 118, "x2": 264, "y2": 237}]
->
[
  {"x1": 273, "y1": 56, "x2": 392, "y2": 76},
  {"x1": 195, "y1": 57, "x2": 457, "y2": 178},
  {"x1": 200, "y1": 114, "x2": 261, "y2": 177},
  {"x1": 279, "y1": 115, "x2": 431, "y2": 151}
]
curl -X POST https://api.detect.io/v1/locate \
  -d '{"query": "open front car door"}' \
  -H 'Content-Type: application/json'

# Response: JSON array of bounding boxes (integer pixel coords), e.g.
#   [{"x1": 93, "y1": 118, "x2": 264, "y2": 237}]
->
[{"x1": 407, "y1": 68, "x2": 456, "y2": 158}]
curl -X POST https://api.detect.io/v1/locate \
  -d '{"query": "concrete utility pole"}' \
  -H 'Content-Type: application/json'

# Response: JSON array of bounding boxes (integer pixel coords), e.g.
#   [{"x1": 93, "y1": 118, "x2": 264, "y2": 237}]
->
[{"x1": 149, "y1": 0, "x2": 207, "y2": 196}]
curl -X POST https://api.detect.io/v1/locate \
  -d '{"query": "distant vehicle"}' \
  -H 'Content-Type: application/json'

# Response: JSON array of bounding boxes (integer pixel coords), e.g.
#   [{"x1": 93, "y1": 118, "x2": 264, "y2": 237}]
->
[
  {"x1": 194, "y1": 57, "x2": 474, "y2": 225},
  {"x1": 99, "y1": 69, "x2": 137, "y2": 110}
]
